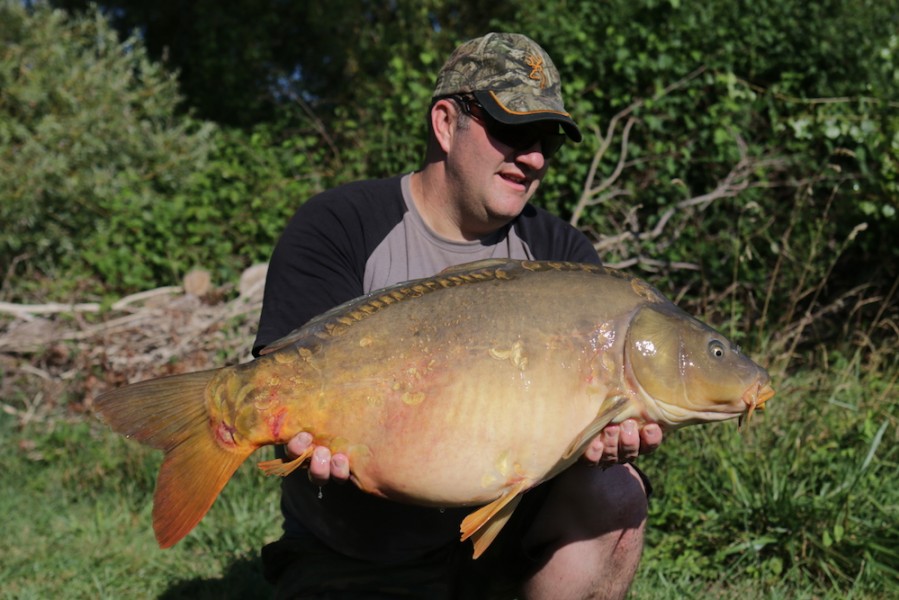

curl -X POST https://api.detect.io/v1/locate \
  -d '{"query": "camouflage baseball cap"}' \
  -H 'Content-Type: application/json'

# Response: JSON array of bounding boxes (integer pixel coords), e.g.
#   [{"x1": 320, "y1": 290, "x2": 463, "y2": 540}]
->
[{"x1": 433, "y1": 32, "x2": 582, "y2": 142}]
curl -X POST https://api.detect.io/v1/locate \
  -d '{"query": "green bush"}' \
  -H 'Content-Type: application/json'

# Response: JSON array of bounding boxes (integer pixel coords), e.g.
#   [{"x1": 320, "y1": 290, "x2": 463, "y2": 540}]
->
[
  {"x1": 0, "y1": 3, "x2": 335, "y2": 296},
  {"x1": 497, "y1": 0, "x2": 899, "y2": 367},
  {"x1": 0, "y1": 2, "x2": 215, "y2": 294},
  {"x1": 2, "y1": 7, "x2": 897, "y2": 597},
  {"x1": 84, "y1": 122, "x2": 331, "y2": 292}
]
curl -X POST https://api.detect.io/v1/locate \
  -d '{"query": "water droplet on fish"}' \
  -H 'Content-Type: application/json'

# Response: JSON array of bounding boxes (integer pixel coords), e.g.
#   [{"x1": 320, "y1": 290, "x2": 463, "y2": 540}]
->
[{"x1": 439, "y1": 508, "x2": 445, "y2": 513}]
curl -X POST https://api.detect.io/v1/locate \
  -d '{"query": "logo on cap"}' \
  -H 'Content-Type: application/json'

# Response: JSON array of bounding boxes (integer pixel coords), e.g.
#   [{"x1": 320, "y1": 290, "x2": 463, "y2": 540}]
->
[{"x1": 526, "y1": 54, "x2": 547, "y2": 89}]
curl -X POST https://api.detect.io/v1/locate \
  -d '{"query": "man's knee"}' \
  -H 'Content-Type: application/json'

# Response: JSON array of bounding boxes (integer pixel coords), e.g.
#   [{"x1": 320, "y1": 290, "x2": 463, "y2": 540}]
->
[
  {"x1": 581, "y1": 464, "x2": 649, "y2": 532},
  {"x1": 524, "y1": 464, "x2": 648, "y2": 549},
  {"x1": 518, "y1": 465, "x2": 648, "y2": 599}
]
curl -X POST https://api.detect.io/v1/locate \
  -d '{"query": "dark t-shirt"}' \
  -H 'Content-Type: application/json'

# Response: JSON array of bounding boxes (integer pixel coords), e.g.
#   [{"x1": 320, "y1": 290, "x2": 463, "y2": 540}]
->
[{"x1": 254, "y1": 173, "x2": 600, "y2": 562}]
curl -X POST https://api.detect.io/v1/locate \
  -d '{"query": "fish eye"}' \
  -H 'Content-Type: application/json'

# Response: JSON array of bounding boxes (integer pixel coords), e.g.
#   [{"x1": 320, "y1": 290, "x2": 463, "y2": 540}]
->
[{"x1": 708, "y1": 340, "x2": 726, "y2": 359}]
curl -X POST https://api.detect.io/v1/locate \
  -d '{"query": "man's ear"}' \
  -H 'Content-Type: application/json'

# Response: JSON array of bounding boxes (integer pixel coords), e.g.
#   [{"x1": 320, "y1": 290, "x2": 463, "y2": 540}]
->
[{"x1": 430, "y1": 98, "x2": 458, "y2": 155}]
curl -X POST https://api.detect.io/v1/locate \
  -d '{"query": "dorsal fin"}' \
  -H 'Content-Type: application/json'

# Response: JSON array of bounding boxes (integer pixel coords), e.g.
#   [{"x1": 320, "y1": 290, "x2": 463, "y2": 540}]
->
[
  {"x1": 438, "y1": 258, "x2": 516, "y2": 275},
  {"x1": 262, "y1": 260, "x2": 522, "y2": 356},
  {"x1": 259, "y1": 259, "x2": 634, "y2": 357}
]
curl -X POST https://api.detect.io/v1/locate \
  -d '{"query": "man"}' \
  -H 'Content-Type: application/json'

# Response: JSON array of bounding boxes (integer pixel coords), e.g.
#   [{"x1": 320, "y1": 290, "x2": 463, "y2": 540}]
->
[{"x1": 254, "y1": 32, "x2": 663, "y2": 600}]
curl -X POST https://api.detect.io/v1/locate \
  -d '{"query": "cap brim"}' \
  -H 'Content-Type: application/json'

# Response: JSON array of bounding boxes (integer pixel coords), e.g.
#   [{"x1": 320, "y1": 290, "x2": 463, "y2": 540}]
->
[{"x1": 474, "y1": 90, "x2": 583, "y2": 143}]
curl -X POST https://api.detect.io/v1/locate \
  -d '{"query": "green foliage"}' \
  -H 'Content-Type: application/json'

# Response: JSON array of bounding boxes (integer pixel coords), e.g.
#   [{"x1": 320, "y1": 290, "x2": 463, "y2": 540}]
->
[
  {"x1": 1, "y1": 4, "x2": 897, "y2": 594},
  {"x1": 6, "y1": 1, "x2": 897, "y2": 355},
  {"x1": 500, "y1": 0, "x2": 899, "y2": 365},
  {"x1": 84, "y1": 121, "x2": 330, "y2": 292},
  {"x1": 50, "y1": 0, "x2": 516, "y2": 127},
  {"x1": 0, "y1": 3, "x2": 332, "y2": 295},
  {"x1": 4, "y1": 362, "x2": 896, "y2": 598},
  {"x1": 641, "y1": 363, "x2": 899, "y2": 596},
  {"x1": 0, "y1": 2, "x2": 215, "y2": 294},
  {"x1": 295, "y1": 0, "x2": 515, "y2": 180}
]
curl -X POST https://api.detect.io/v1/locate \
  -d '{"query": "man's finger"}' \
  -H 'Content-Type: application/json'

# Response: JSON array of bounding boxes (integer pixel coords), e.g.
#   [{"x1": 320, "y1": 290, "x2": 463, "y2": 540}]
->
[
  {"x1": 308, "y1": 446, "x2": 332, "y2": 485},
  {"x1": 640, "y1": 423, "x2": 663, "y2": 454},
  {"x1": 618, "y1": 419, "x2": 640, "y2": 462},
  {"x1": 600, "y1": 424, "x2": 620, "y2": 464},
  {"x1": 330, "y1": 453, "x2": 351, "y2": 482},
  {"x1": 286, "y1": 431, "x2": 313, "y2": 460}
]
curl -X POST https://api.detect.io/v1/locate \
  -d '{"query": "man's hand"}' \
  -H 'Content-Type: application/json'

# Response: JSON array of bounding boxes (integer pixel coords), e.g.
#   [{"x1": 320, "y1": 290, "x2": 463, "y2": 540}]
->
[
  {"x1": 584, "y1": 420, "x2": 663, "y2": 466},
  {"x1": 285, "y1": 432, "x2": 350, "y2": 486}
]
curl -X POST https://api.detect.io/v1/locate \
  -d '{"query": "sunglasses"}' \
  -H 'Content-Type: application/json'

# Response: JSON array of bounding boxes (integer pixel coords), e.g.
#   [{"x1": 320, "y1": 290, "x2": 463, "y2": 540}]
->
[{"x1": 447, "y1": 94, "x2": 567, "y2": 159}]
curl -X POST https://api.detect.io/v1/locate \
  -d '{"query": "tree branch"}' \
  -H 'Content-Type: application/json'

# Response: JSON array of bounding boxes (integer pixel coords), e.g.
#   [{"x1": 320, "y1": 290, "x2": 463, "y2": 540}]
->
[{"x1": 571, "y1": 66, "x2": 708, "y2": 228}]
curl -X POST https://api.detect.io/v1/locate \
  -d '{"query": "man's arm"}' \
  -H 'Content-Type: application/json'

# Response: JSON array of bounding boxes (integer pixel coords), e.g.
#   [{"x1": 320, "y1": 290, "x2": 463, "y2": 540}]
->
[{"x1": 254, "y1": 197, "x2": 367, "y2": 356}]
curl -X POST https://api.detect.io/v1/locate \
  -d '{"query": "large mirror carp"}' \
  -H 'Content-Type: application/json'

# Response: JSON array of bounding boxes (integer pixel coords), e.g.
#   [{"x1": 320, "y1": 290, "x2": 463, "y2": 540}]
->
[{"x1": 96, "y1": 259, "x2": 774, "y2": 557}]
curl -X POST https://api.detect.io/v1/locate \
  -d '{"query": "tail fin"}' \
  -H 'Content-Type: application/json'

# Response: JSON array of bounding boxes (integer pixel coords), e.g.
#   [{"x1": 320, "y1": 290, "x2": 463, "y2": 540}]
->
[{"x1": 95, "y1": 370, "x2": 253, "y2": 548}]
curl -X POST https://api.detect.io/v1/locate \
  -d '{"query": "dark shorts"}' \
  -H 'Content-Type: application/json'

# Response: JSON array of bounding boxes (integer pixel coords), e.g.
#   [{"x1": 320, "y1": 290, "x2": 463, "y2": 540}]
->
[{"x1": 262, "y1": 465, "x2": 651, "y2": 600}]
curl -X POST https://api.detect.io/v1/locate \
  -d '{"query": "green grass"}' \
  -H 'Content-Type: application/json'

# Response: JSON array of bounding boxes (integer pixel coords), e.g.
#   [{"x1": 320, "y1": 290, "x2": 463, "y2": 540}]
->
[
  {"x1": 633, "y1": 358, "x2": 899, "y2": 599},
  {"x1": 0, "y1": 418, "x2": 279, "y2": 599},
  {"x1": 2, "y1": 360, "x2": 896, "y2": 599}
]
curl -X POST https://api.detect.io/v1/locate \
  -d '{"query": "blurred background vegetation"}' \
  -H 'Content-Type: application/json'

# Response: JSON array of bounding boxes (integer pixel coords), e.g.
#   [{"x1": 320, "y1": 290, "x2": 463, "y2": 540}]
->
[
  {"x1": 1, "y1": 0, "x2": 897, "y2": 598},
  {"x1": 2, "y1": 0, "x2": 896, "y2": 369}
]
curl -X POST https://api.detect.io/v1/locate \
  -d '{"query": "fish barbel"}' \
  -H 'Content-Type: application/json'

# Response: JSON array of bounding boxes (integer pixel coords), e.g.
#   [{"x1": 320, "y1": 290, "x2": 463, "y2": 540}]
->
[{"x1": 95, "y1": 259, "x2": 774, "y2": 557}]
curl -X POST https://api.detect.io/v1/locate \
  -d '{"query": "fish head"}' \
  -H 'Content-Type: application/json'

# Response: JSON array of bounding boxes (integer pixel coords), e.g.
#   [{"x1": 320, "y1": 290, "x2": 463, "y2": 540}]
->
[{"x1": 624, "y1": 303, "x2": 775, "y2": 429}]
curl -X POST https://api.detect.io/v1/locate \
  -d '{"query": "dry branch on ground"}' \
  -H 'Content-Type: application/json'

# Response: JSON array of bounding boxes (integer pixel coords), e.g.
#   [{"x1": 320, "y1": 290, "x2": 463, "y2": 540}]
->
[{"x1": 1, "y1": 265, "x2": 268, "y2": 425}]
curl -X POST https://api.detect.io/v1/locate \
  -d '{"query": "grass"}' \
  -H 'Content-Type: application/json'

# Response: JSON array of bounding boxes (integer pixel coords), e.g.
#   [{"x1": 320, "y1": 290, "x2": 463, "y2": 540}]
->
[
  {"x1": 2, "y1": 346, "x2": 896, "y2": 599},
  {"x1": 0, "y1": 417, "x2": 278, "y2": 599},
  {"x1": 634, "y1": 361, "x2": 899, "y2": 599}
]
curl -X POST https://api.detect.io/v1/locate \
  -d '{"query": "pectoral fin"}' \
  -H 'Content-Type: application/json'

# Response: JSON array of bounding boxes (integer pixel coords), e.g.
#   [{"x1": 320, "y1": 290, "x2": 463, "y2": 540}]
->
[
  {"x1": 562, "y1": 396, "x2": 630, "y2": 460},
  {"x1": 460, "y1": 480, "x2": 529, "y2": 559}
]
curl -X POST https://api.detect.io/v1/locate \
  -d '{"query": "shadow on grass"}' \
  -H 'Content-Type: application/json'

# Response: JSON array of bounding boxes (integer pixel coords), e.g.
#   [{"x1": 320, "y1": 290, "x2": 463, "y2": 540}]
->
[{"x1": 159, "y1": 554, "x2": 273, "y2": 600}]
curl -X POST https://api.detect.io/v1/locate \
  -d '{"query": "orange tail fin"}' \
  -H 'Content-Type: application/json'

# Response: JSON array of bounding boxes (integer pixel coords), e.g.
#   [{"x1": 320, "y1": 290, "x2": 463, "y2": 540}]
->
[{"x1": 94, "y1": 370, "x2": 253, "y2": 548}]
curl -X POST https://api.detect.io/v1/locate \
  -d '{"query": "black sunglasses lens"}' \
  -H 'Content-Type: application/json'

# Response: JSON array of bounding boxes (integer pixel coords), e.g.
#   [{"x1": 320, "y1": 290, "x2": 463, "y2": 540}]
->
[
  {"x1": 542, "y1": 133, "x2": 566, "y2": 158},
  {"x1": 487, "y1": 123, "x2": 566, "y2": 158},
  {"x1": 455, "y1": 96, "x2": 566, "y2": 157}
]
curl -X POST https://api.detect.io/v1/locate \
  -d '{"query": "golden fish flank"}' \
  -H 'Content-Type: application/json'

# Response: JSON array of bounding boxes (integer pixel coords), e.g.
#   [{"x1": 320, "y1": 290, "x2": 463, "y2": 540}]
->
[
  {"x1": 94, "y1": 259, "x2": 775, "y2": 558},
  {"x1": 489, "y1": 340, "x2": 528, "y2": 370}
]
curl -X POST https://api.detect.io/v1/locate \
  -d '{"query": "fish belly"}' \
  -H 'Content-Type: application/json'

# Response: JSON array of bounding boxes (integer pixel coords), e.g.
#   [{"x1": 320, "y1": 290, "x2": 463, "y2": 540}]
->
[
  {"x1": 280, "y1": 321, "x2": 611, "y2": 507},
  {"x1": 246, "y1": 263, "x2": 640, "y2": 508}
]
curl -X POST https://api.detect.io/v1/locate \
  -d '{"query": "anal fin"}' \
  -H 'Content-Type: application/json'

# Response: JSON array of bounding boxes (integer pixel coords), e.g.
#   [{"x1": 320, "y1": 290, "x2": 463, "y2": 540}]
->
[{"x1": 258, "y1": 447, "x2": 315, "y2": 477}]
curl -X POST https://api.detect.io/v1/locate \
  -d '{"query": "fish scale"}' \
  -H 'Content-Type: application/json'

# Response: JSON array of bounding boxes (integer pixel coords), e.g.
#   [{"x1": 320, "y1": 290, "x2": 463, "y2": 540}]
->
[{"x1": 95, "y1": 258, "x2": 774, "y2": 557}]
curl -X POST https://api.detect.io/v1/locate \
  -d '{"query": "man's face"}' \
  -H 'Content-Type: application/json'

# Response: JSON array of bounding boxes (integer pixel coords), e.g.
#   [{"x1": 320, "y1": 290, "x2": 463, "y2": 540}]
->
[{"x1": 443, "y1": 97, "x2": 563, "y2": 237}]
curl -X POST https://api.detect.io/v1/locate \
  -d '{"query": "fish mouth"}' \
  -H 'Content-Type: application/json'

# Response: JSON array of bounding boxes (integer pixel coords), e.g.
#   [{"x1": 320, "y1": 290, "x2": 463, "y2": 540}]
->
[{"x1": 739, "y1": 380, "x2": 776, "y2": 426}]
